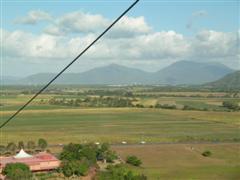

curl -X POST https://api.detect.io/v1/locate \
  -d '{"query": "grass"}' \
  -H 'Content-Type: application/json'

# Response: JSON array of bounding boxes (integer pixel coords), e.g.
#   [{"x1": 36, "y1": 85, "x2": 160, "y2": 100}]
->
[
  {"x1": 113, "y1": 143, "x2": 240, "y2": 180},
  {"x1": 0, "y1": 108, "x2": 239, "y2": 144},
  {"x1": 1, "y1": 89, "x2": 239, "y2": 179}
]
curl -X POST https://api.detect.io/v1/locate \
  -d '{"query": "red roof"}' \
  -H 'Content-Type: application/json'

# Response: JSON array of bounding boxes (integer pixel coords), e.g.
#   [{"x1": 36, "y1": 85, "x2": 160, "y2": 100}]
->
[{"x1": 0, "y1": 152, "x2": 59, "y2": 168}]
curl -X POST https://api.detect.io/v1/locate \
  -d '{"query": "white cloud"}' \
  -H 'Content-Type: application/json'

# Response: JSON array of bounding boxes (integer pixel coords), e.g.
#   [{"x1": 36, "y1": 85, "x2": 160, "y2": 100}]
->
[
  {"x1": 191, "y1": 30, "x2": 239, "y2": 58},
  {"x1": 2, "y1": 8, "x2": 239, "y2": 71},
  {"x1": 54, "y1": 11, "x2": 109, "y2": 34},
  {"x1": 2, "y1": 27, "x2": 238, "y2": 68},
  {"x1": 43, "y1": 11, "x2": 151, "y2": 38},
  {"x1": 14, "y1": 10, "x2": 52, "y2": 25},
  {"x1": 129, "y1": 31, "x2": 190, "y2": 59},
  {"x1": 107, "y1": 16, "x2": 152, "y2": 38}
]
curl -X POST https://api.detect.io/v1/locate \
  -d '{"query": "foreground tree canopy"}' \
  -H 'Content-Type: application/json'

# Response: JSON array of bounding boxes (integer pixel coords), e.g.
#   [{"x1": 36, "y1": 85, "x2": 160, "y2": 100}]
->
[
  {"x1": 59, "y1": 143, "x2": 144, "y2": 179},
  {"x1": 97, "y1": 164, "x2": 147, "y2": 180},
  {"x1": 59, "y1": 143, "x2": 118, "y2": 177},
  {"x1": 2, "y1": 163, "x2": 32, "y2": 180}
]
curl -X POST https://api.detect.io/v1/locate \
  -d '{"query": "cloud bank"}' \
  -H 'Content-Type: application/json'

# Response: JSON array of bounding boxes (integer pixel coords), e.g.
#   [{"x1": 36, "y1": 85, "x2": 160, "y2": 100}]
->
[{"x1": 2, "y1": 10, "x2": 239, "y2": 72}]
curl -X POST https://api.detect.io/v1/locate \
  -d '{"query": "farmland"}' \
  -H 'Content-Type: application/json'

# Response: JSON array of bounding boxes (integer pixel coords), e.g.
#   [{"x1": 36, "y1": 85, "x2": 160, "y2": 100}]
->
[{"x1": 0, "y1": 85, "x2": 239, "y2": 179}]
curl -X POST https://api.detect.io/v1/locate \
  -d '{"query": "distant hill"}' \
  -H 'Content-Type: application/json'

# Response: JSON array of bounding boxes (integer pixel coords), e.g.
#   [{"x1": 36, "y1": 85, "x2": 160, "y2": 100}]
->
[
  {"x1": 205, "y1": 71, "x2": 240, "y2": 90},
  {"x1": 153, "y1": 61, "x2": 233, "y2": 85},
  {"x1": 18, "y1": 64, "x2": 152, "y2": 85},
  {"x1": 1, "y1": 76, "x2": 20, "y2": 85},
  {"x1": 1, "y1": 61, "x2": 234, "y2": 85}
]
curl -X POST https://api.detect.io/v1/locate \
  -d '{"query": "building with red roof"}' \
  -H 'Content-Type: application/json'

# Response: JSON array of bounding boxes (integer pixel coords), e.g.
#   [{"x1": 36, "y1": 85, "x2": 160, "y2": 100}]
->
[{"x1": 0, "y1": 149, "x2": 60, "y2": 174}]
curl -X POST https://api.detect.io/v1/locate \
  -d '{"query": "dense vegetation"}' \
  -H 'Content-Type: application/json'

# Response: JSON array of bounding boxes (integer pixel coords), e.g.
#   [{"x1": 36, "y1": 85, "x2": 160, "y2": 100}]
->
[
  {"x1": 126, "y1": 155, "x2": 142, "y2": 166},
  {"x1": 59, "y1": 143, "x2": 119, "y2": 178},
  {"x1": 58, "y1": 143, "x2": 145, "y2": 179},
  {"x1": 202, "y1": 150, "x2": 212, "y2": 157},
  {"x1": 222, "y1": 101, "x2": 240, "y2": 111},
  {"x1": 48, "y1": 96, "x2": 134, "y2": 107},
  {"x1": 0, "y1": 138, "x2": 48, "y2": 155},
  {"x1": 2, "y1": 163, "x2": 32, "y2": 180},
  {"x1": 97, "y1": 164, "x2": 147, "y2": 180}
]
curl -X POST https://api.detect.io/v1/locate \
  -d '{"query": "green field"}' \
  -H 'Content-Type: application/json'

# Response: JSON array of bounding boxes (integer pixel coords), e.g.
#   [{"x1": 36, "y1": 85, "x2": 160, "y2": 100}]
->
[
  {"x1": 0, "y1": 86, "x2": 239, "y2": 179},
  {"x1": 113, "y1": 143, "x2": 240, "y2": 180},
  {"x1": 0, "y1": 108, "x2": 239, "y2": 144}
]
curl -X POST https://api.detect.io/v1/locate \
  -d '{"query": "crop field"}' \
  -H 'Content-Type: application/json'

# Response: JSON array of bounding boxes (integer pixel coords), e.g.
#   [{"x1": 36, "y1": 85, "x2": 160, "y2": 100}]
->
[
  {"x1": 0, "y1": 86, "x2": 239, "y2": 179},
  {"x1": 0, "y1": 107, "x2": 239, "y2": 144}
]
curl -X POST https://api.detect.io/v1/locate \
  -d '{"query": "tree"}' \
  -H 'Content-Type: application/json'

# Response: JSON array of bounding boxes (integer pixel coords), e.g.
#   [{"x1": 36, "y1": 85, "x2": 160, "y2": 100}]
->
[
  {"x1": 101, "y1": 143, "x2": 110, "y2": 152},
  {"x1": 2, "y1": 163, "x2": 32, "y2": 180},
  {"x1": 0, "y1": 145, "x2": 5, "y2": 155},
  {"x1": 105, "y1": 151, "x2": 118, "y2": 163},
  {"x1": 222, "y1": 101, "x2": 239, "y2": 110},
  {"x1": 202, "y1": 150, "x2": 212, "y2": 157},
  {"x1": 38, "y1": 138, "x2": 48, "y2": 151},
  {"x1": 61, "y1": 160, "x2": 89, "y2": 177},
  {"x1": 79, "y1": 145, "x2": 97, "y2": 165},
  {"x1": 97, "y1": 164, "x2": 147, "y2": 180},
  {"x1": 27, "y1": 141, "x2": 36, "y2": 150},
  {"x1": 18, "y1": 141, "x2": 24, "y2": 150},
  {"x1": 6, "y1": 142, "x2": 17, "y2": 154},
  {"x1": 126, "y1": 155, "x2": 142, "y2": 166}
]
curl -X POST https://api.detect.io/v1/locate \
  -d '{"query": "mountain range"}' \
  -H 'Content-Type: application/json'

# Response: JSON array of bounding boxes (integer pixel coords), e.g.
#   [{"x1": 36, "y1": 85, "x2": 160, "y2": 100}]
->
[
  {"x1": 205, "y1": 70, "x2": 240, "y2": 90},
  {"x1": 1, "y1": 61, "x2": 235, "y2": 85}
]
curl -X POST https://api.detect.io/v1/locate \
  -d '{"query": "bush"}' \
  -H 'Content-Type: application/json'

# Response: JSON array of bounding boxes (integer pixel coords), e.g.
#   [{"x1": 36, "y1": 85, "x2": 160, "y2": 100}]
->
[
  {"x1": 105, "y1": 151, "x2": 118, "y2": 163},
  {"x1": 126, "y1": 155, "x2": 142, "y2": 166},
  {"x1": 202, "y1": 150, "x2": 212, "y2": 157},
  {"x1": 61, "y1": 160, "x2": 89, "y2": 177},
  {"x1": 155, "y1": 103, "x2": 176, "y2": 109},
  {"x1": 27, "y1": 141, "x2": 36, "y2": 150},
  {"x1": 97, "y1": 164, "x2": 147, "y2": 180},
  {"x1": 183, "y1": 105, "x2": 196, "y2": 110},
  {"x1": 0, "y1": 145, "x2": 6, "y2": 155},
  {"x1": 60, "y1": 143, "x2": 99, "y2": 177},
  {"x1": 38, "y1": 138, "x2": 48, "y2": 150},
  {"x1": 6, "y1": 142, "x2": 17, "y2": 154},
  {"x1": 2, "y1": 163, "x2": 32, "y2": 180},
  {"x1": 18, "y1": 141, "x2": 24, "y2": 150},
  {"x1": 222, "y1": 101, "x2": 239, "y2": 110}
]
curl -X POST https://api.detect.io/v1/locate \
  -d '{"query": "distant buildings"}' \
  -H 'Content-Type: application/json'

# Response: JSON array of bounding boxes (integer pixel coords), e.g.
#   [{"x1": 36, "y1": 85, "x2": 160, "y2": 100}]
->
[{"x1": 0, "y1": 149, "x2": 60, "y2": 176}]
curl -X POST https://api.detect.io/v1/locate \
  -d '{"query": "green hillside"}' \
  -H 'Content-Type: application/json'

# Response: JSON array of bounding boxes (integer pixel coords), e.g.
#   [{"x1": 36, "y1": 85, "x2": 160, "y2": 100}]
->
[{"x1": 205, "y1": 71, "x2": 240, "y2": 90}]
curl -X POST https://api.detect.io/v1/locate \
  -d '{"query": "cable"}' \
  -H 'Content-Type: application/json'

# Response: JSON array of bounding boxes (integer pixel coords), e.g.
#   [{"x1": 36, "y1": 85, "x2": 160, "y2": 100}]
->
[{"x1": 0, "y1": 0, "x2": 140, "y2": 129}]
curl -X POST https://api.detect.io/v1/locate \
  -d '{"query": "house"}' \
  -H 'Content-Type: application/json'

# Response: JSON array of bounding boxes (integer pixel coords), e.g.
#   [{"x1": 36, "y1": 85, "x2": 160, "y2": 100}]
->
[{"x1": 0, "y1": 149, "x2": 60, "y2": 174}]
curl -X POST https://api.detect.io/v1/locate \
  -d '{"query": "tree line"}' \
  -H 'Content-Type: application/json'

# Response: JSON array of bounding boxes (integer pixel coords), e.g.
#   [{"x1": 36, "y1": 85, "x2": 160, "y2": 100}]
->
[
  {"x1": 48, "y1": 96, "x2": 134, "y2": 108},
  {"x1": 0, "y1": 138, "x2": 48, "y2": 156}
]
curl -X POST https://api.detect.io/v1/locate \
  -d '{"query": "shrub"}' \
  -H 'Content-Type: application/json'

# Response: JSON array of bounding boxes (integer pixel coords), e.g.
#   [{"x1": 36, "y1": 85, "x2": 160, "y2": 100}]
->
[
  {"x1": 202, "y1": 150, "x2": 212, "y2": 157},
  {"x1": 38, "y1": 138, "x2": 48, "y2": 150},
  {"x1": 126, "y1": 155, "x2": 142, "y2": 166},
  {"x1": 222, "y1": 101, "x2": 239, "y2": 110},
  {"x1": 61, "y1": 160, "x2": 89, "y2": 177},
  {"x1": 0, "y1": 145, "x2": 6, "y2": 155},
  {"x1": 97, "y1": 164, "x2": 147, "y2": 180},
  {"x1": 2, "y1": 163, "x2": 32, "y2": 180},
  {"x1": 183, "y1": 105, "x2": 196, "y2": 110},
  {"x1": 18, "y1": 141, "x2": 24, "y2": 150},
  {"x1": 105, "y1": 151, "x2": 118, "y2": 163},
  {"x1": 6, "y1": 142, "x2": 17, "y2": 154},
  {"x1": 155, "y1": 103, "x2": 176, "y2": 109},
  {"x1": 27, "y1": 141, "x2": 36, "y2": 150}
]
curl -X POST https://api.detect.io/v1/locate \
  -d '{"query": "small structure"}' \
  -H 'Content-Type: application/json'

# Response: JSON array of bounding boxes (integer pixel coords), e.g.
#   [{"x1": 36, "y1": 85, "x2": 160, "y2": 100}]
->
[
  {"x1": 121, "y1": 141, "x2": 127, "y2": 144},
  {"x1": 14, "y1": 149, "x2": 33, "y2": 159},
  {"x1": 0, "y1": 149, "x2": 60, "y2": 173}
]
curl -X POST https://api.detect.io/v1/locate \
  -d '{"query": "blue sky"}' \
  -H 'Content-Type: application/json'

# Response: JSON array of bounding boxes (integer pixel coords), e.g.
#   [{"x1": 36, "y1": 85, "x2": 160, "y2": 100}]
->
[
  {"x1": 1, "y1": 0, "x2": 239, "y2": 76},
  {"x1": 3, "y1": 1, "x2": 239, "y2": 34}
]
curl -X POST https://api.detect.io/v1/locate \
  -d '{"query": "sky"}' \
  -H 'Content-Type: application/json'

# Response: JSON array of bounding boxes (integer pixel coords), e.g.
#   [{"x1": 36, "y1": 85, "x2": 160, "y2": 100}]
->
[{"x1": 1, "y1": 0, "x2": 239, "y2": 77}]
